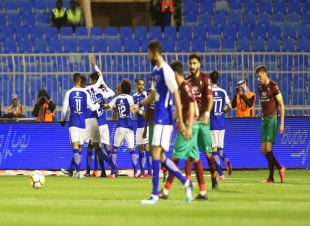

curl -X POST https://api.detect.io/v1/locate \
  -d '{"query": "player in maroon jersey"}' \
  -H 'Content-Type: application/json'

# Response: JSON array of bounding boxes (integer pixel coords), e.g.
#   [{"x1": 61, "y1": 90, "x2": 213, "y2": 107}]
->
[
  {"x1": 256, "y1": 65, "x2": 286, "y2": 183},
  {"x1": 185, "y1": 53, "x2": 218, "y2": 189}
]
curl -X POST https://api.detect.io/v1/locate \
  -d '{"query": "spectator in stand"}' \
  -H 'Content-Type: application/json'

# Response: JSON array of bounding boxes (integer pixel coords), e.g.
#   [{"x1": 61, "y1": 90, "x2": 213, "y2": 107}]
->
[
  {"x1": 66, "y1": 0, "x2": 83, "y2": 31},
  {"x1": 6, "y1": 94, "x2": 26, "y2": 118},
  {"x1": 173, "y1": 0, "x2": 182, "y2": 30},
  {"x1": 32, "y1": 89, "x2": 56, "y2": 122},
  {"x1": 52, "y1": 0, "x2": 67, "y2": 30},
  {"x1": 161, "y1": 0, "x2": 174, "y2": 26},
  {"x1": 150, "y1": 0, "x2": 163, "y2": 28}
]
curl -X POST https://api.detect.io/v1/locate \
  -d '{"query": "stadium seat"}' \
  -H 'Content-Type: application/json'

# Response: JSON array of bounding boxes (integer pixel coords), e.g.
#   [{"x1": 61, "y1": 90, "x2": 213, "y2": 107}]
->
[
  {"x1": 5, "y1": 2, "x2": 19, "y2": 14},
  {"x1": 79, "y1": 39, "x2": 92, "y2": 53},
  {"x1": 253, "y1": 26, "x2": 266, "y2": 39},
  {"x1": 244, "y1": 1, "x2": 257, "y2": 14},
  {"x1": 140, "y1": 39, "x2": 149, "y2": 52},
  {"x1": 34, "y1": 2, "x2": 48, "y2": 14},
  {"x1": 63, "y1": 39, "x2": 77, "y2": 53},
  {"x1": 303, "y1": 1, "x2": 310, "y2": 13},
  {"x1": 120, "y1": 27, "x2": 132, "y2": 41},
  {"x1": 105, "y1": 27, "x2": 118, "y2": 39},
  {"x1": 265, "y1": 55, "x2": 278, "y2": 70},
  {"x1": 242, "y1": 13, "x2": 256, "y2": 26},
  {"x1": 149, "y1": 26, "x2": 162, "y2": 40},
  {"x1": 124, "y1": 39, "x2": 140, "y2": 52},
  {"x1": 191, "y1": 39, "x2": 205, "y2": 52},
  {"x1": 208, "y1": 26, "x2": 222, "y2": 39},
  {"x1": 213, "y1": 13, "x2": 227, "y2": 26},
  {"x1": 296, "y1": 39, "x2": 310, "y2": 52},
  {"x1": 273, "y1": 1, "x2": 286, "y2": 14},
  {"x1": 200, "y1": 1, "x2": 214, "y2": 14},
  {"x1": 49, "y1": 39, "x2": 63, "y2": 53},
  {"x1": 272, "y1": 13, "x2": 285, "y2": 26},
  {"x1": 178, "y1": 26, "x2": 192, "y2": 40},
  {"x1": 176, "y1": 40, "x2": 190, "y2": 52},
  {"x1": 287, "y1": 13, "x2": 300, "y2": 26},
  {"x1": 60, "y1": 27, "x2": 74, "y2": 39},
  {"x1": 292, "y1": 91, "x2": 305, "y2": 105},
  {"x1": 288, "y1": 1, "x2": 301, "y2": 14},
  {"x1": 184, "y1": 14, "x2": 198, "y2": 26},
  {"x1": 8, "y1": 14, "x2": 21, "y2": 27},
  {"x1": 257, "y1": 13, "x2": 271, "y2": 26},
  {"x1": 298, "y1": 26, "x2": 310, "y2": 39},
  {"x1": 267, "y1": 39, "x2": 280, "y2": 52},
  {"x1": 18, "y1": 39, "x2": 33, "y2": 53},
  {"x1": 228, "y1": 13, "x2": 241, "y2": 26},
  {"x1": 229, "y1": 0, "x2": 243, "y2": 13},
  {"x1": 223, "y1": 26, "x2": 237, "y2": 39},
  {"x1": 193, "y1": 26, "x2": 206, "y2": 39},
  {"x1": 21, "y1": 14, "x2": 36, "y2": 27},
  {"x1": 280, "y1": 54, "x2": 294, "y2": 70},
  {"x1": 215, "y1": 1, "x2": 228, "y2": 13},
  {"x1": 164, "y1": 26, "x2": 177, "y2": 40},
  {"x1": 1, "y1": 27, "x2": 14, "y2": 40},
  {"x1": 134, "y1": 26, "x2": 147, "y2": 40},
  {"x1": 93, "y1": 39, "x2": 107, "y2": 52},
  {"x1": 282, "y1": 38, "x2": 295, "y2": 52},
  {"x1": 161, "y1": 40, "x2": 175, "y2": 53},
  {"x1": 33, "y1": 40, "x2": 48, "y2": 53},
  {"x1": 45, "y1": 27, "x2": 59, "y2": 40},
  {"x1": 3, "y1": 40, "x2": 17, "y2": 53},
  {"x1": 238, "y1": 25, "x2": 252, "y2": 39},
  {"x1": 259, "y1": 1, "x2": 272, "y2": 14},
  {"x1": 207, "y1": 39, "x2": 220, "y2": 52},
  {"x1": 0, "y1": 14, "x2": 6, "y2": 26},
  {"x1": 267, "y1": 25, "x2": 282, "y2": 39},
  {"x1": 37, "y1": 14, "x2": 50, "y2": 27},
  {"x1": 302, "y1": 14, "x2": 310, "y2": 26},
  {"x1": 15, "y1": 27, "x2": 29, "y2": 40},
  {"x1": 236, "y1": 38, "x2": 250, "y2": 52},
  {"x1": 20, "y1": 1, "x2": 33, "y2": 14},
  {"x1": 90, "y1": 26, "x2": 103, "y2": 39},
  {"x1": 75, "y1": 27, "x2": 88, "y2": 40},
  {"x1": 252, "y1": 39, "x2": 265, "y2": 52},
  {"x1": 222, "y1": 38, "x2": 235, "y2": 52},
  {"x1": 283, "y1": 26, "x2": 297, "y2": 39},
  {"x1": 199, "y1": 13, "x2": 212, "y2": 26},
  {"x1": 108, "y1": 39, "x2": 122, "y2": 52},
  {"x1": 183, "y1": 2, "x2": 199, "y2": 15}
]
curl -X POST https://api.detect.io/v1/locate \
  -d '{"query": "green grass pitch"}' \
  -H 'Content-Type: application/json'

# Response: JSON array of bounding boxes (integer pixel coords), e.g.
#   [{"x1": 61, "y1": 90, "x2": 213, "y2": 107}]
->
[{"x1": 0, "y1": 170, "x2": 310, "y2": 226}]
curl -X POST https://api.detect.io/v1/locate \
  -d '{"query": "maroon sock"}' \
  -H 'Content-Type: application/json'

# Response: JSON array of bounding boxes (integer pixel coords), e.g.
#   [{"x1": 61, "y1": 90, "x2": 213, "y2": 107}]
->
[
  {"x1": 207, "y1": 155, "x2": 216, "y2": 178},
  {"x1": 271, "y1": 151, "x2": 282, "y2": 170},
  {"x1": 266, "y1": 152, "x2": 275, "y2": 179},
  {"x1": 164, "y1": 159, "x2": 178, "y2": 191},
  {"x1": 194, "y1": 160, "x2": 206, "y2": 191},
  {"x1": 185, "y1": 159, "x2": 192, "y2": 179}
]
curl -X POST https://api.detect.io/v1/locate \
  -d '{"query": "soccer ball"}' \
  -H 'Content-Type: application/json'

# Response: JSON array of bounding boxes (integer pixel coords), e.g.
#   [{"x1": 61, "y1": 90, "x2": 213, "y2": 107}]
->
[{"x1": 29, "y1": 170, "x2": 45, "y2": 189}]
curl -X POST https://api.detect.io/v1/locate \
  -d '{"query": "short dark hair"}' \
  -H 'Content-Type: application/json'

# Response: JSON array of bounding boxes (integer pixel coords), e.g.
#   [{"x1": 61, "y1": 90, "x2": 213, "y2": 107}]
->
[
  {"x1": 148, "y1": 39, "x2": 162, "y2": 54},
  {"x1": 189, "y1": 53, "x2": 201, "y2": 63},
  {"x1": 90, "y1": 71, "x2": 99, "y2": 82},
  {"x1": 170, "y1": 61, "x2": 184, "y2": 75},
  {"x1": 73, "y1": 73, "x2": 81, "y2": 83},
  {"x1": 255, "y1": 65, "x2": 268, "y2": 74},
  {"x1": 80, "y1": 76, "x2": 86, "y2": 87},
  {"x1": 121, "y1": 79, "x2": 131, "y2": 94},
  {"x1": 210, "y1": 70, "x2": 219, "y2": 84},
  {"x1": 135, "y1": 78, "x2": 144, "y2": 84}
]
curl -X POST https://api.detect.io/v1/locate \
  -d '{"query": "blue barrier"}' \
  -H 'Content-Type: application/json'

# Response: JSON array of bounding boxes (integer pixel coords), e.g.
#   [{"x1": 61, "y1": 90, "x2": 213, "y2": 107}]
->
[{"x1": 0, "y1": 117, "x2": 309, "y2": 170}]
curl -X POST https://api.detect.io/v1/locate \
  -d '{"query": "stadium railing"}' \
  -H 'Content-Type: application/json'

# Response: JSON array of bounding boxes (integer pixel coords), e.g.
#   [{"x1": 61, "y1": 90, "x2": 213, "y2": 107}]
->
[{"x1": 0, "y1": 52, "x2": 309, "y2": 119}]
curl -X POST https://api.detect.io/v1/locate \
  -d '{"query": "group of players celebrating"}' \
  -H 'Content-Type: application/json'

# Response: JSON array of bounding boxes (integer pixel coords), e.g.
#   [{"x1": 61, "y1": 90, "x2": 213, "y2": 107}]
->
[{"x1": 60, "y1": 40, "x2": 286, "y2": 204}]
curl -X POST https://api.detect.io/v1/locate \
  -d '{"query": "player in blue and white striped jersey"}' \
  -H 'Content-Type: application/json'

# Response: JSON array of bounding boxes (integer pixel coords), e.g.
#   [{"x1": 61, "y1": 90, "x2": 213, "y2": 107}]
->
[
  {"x1": 102, "y1": 79, "x2": 138, "y2": 178},
  {"x1": 131, "y1": 40, "x2": 193, "y2": 204},
  {"x1": 209, "y1": 70, "x2": 233, "y2": 180},
  {"x1": 133, "y1": 78, "x2": 152, "y2": 178},
  {"x1": 60, "y1": 72, "x2": 101, "y2": 178}
]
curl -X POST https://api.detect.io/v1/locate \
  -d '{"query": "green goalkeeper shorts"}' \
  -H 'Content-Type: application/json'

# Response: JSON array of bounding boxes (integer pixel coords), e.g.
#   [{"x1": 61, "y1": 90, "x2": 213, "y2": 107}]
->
[
  {"x1": 261, "y1": 117, "x2": 277, "y2": 144},
  {"x1": 197, "y1": 118, "x2": 212, "y2": 153}
]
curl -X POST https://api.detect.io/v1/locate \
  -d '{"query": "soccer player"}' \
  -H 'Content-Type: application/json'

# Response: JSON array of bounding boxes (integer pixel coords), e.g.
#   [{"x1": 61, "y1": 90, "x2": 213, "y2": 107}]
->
[
  {"x1": 133, "y1": 78, "x2": 152, "y2": 178},
  {"x1": 131, "y1": 40, "x2": 193, "y2": 204},
  {"x1": 159, "y1": 60, "x2": 208, "y2": 200},
  {"x1": 102, "y1": 79, "x2": 138, "y2": 178},
  {"x1": 185, "y1": 54, "x2": 218, "y2": 189},
  {"x1": 60, "y1": 72, "x2": 101, "y2": 178},
  {"x1": 255, "y1": 65, "x2": 286, "y2": 183},
  {"x1": 209, "y1": 70, "x2": 233, "y2": 180}
]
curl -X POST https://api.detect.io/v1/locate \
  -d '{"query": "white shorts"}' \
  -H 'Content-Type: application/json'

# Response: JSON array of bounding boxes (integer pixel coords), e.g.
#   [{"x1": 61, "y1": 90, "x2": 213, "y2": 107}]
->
[
  {"x1": 136, "y1": 127, "x2": 149, "y2": 145},
  {"x1": 152, "y1": 124, "x2": 173, "y2": 151},
  {"x1": 210, "y1": 130, "x2": 225, "y2": 148},
  {"x1": 99, "y1": 124, "x2": 110, "y2": 145},
  {"x1": 114, "y1": 127, "x2": 134, "y2": 149},
  {"x1": 83, "y1": 118, "x2": 100, "y2": 144},
  {"x1": 69, "y1": 126, "x2": 84, "y2": 144}
]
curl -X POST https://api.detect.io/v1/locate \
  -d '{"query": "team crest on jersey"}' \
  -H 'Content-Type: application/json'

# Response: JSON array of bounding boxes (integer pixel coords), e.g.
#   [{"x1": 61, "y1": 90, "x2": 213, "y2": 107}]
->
[
  {"x1": 192, "y1": 86, "x2": 202, "y2": 98},
  {"x1": 76, "y1": 91, "x2": 79, "y2": 96},
  {"x1": 120, "y1": 99, "x2": 123, "y2": 104},
  {"x1": 200, "y1": 81, "x2": 202, "y2": 85},
  {"x1": 267, "y1": 87, "x2": 270, "y2": 91},
  {"x1": 215, "y1": 92, "x2": 218, "y2": 97},
  {"x1": 262, "y1": 92, "x2": 267, "y2": 97}
]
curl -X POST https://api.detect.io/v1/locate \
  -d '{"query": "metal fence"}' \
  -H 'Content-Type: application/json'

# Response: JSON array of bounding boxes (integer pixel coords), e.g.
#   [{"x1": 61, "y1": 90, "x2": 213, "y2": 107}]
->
[{"x1": 0, "y1": 52, "x2": 309, "y2": 119}]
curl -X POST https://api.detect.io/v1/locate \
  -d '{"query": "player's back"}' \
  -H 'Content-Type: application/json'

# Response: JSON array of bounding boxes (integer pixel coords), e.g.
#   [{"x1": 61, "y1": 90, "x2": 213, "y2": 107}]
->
[
  {"x1": 113, "y1": 94, "x2": 133, "y2": 130},
  {"x1": 133, "y1": 91, "x2": 147, "y2": 128},
  {"x1": 211, "y1": 87, "x2": 230, "y2": 130},
  {"x1": 95, "y1": 89, "x2": 108, "y2": 126},
  {"x1": 84, "y1": 85, "x2": 99, "y2": 119},
  {"x1": 66, "y1": 87, "x2": 89, "y2": 128}
]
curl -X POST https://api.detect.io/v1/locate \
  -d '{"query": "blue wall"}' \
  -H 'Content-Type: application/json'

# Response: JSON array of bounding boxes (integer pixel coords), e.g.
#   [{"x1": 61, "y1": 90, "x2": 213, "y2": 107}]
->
[{"x1": 0, "y1": 117, "x2": 309, "y2": 170}]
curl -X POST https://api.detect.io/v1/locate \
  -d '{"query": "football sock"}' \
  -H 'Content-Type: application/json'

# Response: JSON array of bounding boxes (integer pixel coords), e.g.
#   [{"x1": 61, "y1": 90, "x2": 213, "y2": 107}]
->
[
  {"x1": 97, "y1": 148, "x2": 111, "y2": 166},
  {"x1": 111, "y1": 152, "x2": 117, "y2": 174},
  {"x1": 213, "y1": 152, "x2": 224, "y2": 176},
  {"x1": 79, "y1": 152, "x2": 82, "y2": 169},
  {"x1": 218, "y1": 148, "x2": 227, "y2": 162},
  {"x1": 161, "y1": 166, "x2": 167, "y2": 173},
  {"x1": 145, "y1": 151, "x2": 152, "y2": 175},
  {"x1": 271, "y1": 151, "x2": 282, "y2": 170},
  {"x1": 96, "y1": 149, "x2": 105, "y2": 171},
  {"x1": 107, "y1": 150, "x2": 112, "y2": 159},
  {"x1": 69, "y1": 157, "x2": 75, "y2": 171},
  {"x1": 164, "y1": 159, "x2": 178, "y2": 191},
  {"x1": 86, "y1": 151, "x2": 92, "y2": 174},
  {"x1": 73, "y1": 149, "x2": 80, "y2": 171},
  {"x1": 139, "y1": 151, "x2": 145, "y2": 175},
  {"x1": 130, "y1": 151, "x2": 138, "y2": 174},
  {"x1": 265, "y1": 152, "x2": 275, "y2": 179},
  {"x1": 94, "y1": 151, "x2": 99, "y2": 171},
  {"x1": 194, "y1": 160, "x2": 206, "y2": 192},
  {"x1": 207, "y1": 154, "x2": 217, "y2": 179},
  {"x1": 185, "y1": 159, "x2": 192, "y2": 179},
  {"x1": 152, "y1": 159, "x2": 160, "y2": 196},
  {"x1": 164, "y1": 158, "x2": 187, "y2": 185}
]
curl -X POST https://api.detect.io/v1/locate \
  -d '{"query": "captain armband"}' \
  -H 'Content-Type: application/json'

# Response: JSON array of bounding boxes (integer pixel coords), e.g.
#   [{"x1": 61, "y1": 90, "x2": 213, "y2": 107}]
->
[{"x1": 275, "y1": 93, "x2": 283, "y2": 101}]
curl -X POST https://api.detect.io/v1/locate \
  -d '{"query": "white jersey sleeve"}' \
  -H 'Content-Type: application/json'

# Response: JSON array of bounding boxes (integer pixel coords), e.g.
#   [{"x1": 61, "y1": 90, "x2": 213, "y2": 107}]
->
[
  {"x1": 108, "y1": 96, "x2": 117, "y2": 108},
  {"x1": 224, "y1": 90, "x2": 231, "y2": 104},
  {"x1": 127, "y1": 95, "x2": 134, "y2": 106},
  {"x1": 61, "y1": 90, "x2": 70, "y2": 120},
  {"x1": 163, "y1": 64, "x2": 178, "y2": 93},
  {"x1": 86, "y1": 91, "x2": 100, "y2": 111},
  {"x1": 99, "y1": 87, "x2": 115, "y2": 99},
  {"x1": 94, "y1": 65, "x2": 106, "y2": 85}
]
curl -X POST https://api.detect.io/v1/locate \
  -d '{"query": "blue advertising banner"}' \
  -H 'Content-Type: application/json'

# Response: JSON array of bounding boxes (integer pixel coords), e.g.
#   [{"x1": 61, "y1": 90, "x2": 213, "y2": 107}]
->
[{"x1": 0, "y1": 117, "x2": 309, "y2": 170}]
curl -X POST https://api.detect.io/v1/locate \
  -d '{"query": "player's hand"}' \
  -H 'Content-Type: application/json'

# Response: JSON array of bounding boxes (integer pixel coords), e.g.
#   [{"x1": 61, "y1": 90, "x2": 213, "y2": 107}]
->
[
  {"x1": 279, "y1": 123, "x2": 284, "y2": 134},
  {"x1": 142, "y1": 129, "x2": 147, "y2": 139},
  {"x1": 185, "y1": 127, "x2": 192, "y2": 141},
  {"x1": 203, "y1": 115, "x2": 209, "y2": 125},
  {"x1": 177, "y1": 121, "x2": 186, "y2": 136},
  {"x1": 89, "y1": 53, "x2": 96, "y2": 66},
  {"x1": 60, "y1": 121, "x2": 66, "y2": 127},
  {"x1": 130, "y1": 104, "x2": 139, "y2": 113}
]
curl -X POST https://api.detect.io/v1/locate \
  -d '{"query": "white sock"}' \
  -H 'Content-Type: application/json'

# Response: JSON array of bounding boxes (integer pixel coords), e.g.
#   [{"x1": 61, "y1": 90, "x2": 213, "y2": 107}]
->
[
  {"x1": 200, "y1": 190, "x2": 206, "y2": 196},
  {"x1": 163, "y1": 188, "x2": 169, "y2": 196}
]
